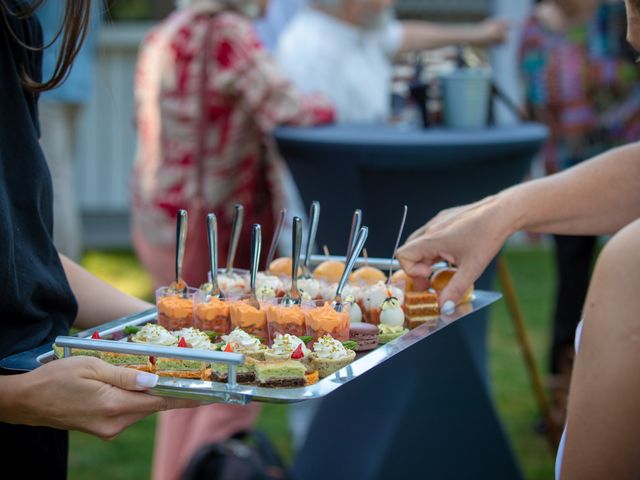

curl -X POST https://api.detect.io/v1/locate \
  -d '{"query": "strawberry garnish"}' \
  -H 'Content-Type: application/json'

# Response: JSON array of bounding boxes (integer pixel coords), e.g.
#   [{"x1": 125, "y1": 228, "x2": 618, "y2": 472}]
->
[
  {"x1": 91, "y1": 331, "x2": 101, "y2": 340},
  {"x1": 224, "y1": 343, "x2": 234, "y2": 353},
  {"x1": 178, "y1": 337, "x2": 188, "y2": 348},
  {"x1": 291, "y1": 344, "x2": 304, "y2": 360},
  {"x1": 149, "y1": 356, "x2": 155, "y2": 365}
]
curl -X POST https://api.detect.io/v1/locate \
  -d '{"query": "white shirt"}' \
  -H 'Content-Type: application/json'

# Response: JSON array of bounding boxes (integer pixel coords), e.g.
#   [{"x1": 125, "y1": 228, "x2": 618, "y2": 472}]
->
[{"x1": 275, "y1": 8, "x2": 404, "y2": 123}]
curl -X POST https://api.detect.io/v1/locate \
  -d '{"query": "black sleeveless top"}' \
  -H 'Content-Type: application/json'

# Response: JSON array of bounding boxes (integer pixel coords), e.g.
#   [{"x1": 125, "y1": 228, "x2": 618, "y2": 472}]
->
[{"x1": 0, "y1": 2, "x2": 78, "y2": 477}]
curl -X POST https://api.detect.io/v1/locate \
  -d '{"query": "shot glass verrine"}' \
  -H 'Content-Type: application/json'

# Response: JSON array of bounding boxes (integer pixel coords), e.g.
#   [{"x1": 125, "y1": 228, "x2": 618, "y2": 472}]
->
[
  {"x1": 265, "y1": 297, "x2": 306, "y2": 345},
  {"x1": 228, "y1": 296, "x2": 269, "y2": 342},
  {"x1": 303, "y1": 299, "x2": 351, "y2": 343},
  {"x1": 155, "y1": 286, "x2": 197, "y2": 331},
  {"x1": 193, "y1": 291, "x2": 232, "y2": 335}
]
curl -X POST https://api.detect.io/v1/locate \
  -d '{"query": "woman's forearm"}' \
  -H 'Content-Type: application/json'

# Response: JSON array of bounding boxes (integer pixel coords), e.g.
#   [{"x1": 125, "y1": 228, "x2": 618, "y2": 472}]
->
[
  {"x1": 60, "y1": 255, "x2": 152, "y2": 329},
  {"x1": 502, "y1": 143, "x2": 640, "y2": 236}
]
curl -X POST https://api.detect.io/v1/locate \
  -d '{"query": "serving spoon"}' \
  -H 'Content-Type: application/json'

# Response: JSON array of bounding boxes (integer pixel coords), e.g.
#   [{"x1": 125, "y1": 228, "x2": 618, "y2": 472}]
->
[
  {"x1": 333, "y1": 226, "x2": 368, "y2": 313},
  {"x1": 169, "y1": 209, "x2": 189, "y2": 297},
  {"x1": 301, "y1": 200, "x2": 320, "y2": 279},
  {"x1": 199, "y1": 213, "x2": 224, "y2": 300},
  {"x1": 246, "y1": 224, "x2": 262, "y2": 310},
  {"x1": 387, "y1": 205, "x2": 408, "y2": 287},
  {"x1": 344, "y1": 208, "x2": 362, "y2": 260},
  {"x1": 226, "y1": 204, "x2": 244, "y2": 274},
  {"x1": 265, "y1": 208, "x2": 286, "y2": 272},
  {"x1": 281, "y1": 216, "x2": 303, "y2": 306}
]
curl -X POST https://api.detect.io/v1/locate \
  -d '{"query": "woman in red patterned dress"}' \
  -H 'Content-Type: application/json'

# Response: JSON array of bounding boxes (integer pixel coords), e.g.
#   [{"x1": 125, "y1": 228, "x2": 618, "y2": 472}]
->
[{"x1": 130, "y1": 1, "x2": 334, "y2": 479}]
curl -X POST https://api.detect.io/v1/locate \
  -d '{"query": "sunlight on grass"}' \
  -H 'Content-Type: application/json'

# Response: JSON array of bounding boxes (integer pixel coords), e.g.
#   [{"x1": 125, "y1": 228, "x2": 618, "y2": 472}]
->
[{"x1": 73, "y1": 247, "x2": 559, "y2": 480}]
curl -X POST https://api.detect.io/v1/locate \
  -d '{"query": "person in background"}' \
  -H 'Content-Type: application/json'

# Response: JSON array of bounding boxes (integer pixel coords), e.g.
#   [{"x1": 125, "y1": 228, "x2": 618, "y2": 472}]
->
[
  {"x1": 0, "y1": 1, "x2": 198, "y2": 478},
  {"x1": 276, "y1": 0, "x2": 508, "y2": 123},
  {"x1": 35, "y1": 0, "x2": 100, "y2": 261},
  {"x1": 519, "y1": 0, "x2": 640, "y2": 430},
  {"x1": 254, "y1": 0, "x2": 308, "y2": 51},
  {"x1": 129, "y1": 1, "x2": 334, "y2": 479}
]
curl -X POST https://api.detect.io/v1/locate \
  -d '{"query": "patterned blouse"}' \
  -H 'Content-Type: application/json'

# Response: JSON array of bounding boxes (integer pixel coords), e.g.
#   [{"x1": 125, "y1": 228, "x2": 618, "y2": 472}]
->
[
  {"x1": 131, "y1": 7, "x2": 334, "y2": 248},
  {"x1": 519, "y1": 2, "x2": 640, "y2": 174}
]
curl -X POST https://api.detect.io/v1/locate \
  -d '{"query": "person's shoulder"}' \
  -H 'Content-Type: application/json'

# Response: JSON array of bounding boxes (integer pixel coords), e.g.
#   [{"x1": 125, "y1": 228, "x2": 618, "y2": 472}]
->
[{"x1": 277, "y1": 9, "x2": 333, "y2": 54}]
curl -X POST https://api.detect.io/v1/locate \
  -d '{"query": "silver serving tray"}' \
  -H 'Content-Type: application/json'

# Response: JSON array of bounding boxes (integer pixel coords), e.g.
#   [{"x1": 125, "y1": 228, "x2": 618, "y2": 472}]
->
[
  {"x1": 36, "y1": 291, "x2": 500, "y2": 405},
  {"x1": 0, "y1": 255, "x2": 500, "y2": 405}
]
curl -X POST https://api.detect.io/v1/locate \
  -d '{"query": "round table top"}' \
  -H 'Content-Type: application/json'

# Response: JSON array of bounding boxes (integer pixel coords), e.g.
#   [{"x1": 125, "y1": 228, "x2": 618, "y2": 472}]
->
[
  {"x1": 274, "y1": 122, "x2": 549, "y2": 149},
  {"x1": 274, "y1": 122, "x2": 549, "y2": 171}
]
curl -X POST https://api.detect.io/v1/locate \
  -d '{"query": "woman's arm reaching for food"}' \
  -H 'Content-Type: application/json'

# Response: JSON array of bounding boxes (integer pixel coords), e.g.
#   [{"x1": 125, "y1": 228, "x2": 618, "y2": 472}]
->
[{"x1": 397, "y1": 142, "x2": 640, "y2": 308}]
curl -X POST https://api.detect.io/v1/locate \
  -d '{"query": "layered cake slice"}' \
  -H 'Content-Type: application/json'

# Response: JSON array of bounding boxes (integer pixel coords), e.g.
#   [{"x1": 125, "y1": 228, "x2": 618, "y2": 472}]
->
[
  {"x1": 253, "y1": 360, "x2": 307, "y2": 388},
  {"x1": 405, "y1": 291, "x2": 440, "y2": 329}
]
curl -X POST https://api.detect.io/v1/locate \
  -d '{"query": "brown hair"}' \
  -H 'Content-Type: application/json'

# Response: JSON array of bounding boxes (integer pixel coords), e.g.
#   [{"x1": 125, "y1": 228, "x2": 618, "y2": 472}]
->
[{"x1": 0, "y1": 0, "x2": 93, "y2": 92}]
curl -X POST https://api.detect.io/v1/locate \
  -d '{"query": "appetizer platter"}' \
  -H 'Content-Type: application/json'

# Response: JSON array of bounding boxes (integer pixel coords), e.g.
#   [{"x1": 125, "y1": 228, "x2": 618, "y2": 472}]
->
[{"x1": 0, "y1": 205, "x2": 501, "y2": 404}]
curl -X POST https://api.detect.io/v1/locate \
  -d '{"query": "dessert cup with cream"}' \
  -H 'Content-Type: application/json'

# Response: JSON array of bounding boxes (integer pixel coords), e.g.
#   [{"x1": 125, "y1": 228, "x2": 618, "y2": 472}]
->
[
  {"x1": 193, "y1": 293, "x2": 231, "y2": 334},
  {"x1": 266, "y1": 298, "x2": 307, "y2": 343},
  {"x1": 304, "y1": 300, "x2": 351, "y2": 342},
  {"x1": 228, "y1": 297, "x2": 269, "y2": 342},
  {"x1": 155, "y1": 286, "x2": 197, "y2": 331}
]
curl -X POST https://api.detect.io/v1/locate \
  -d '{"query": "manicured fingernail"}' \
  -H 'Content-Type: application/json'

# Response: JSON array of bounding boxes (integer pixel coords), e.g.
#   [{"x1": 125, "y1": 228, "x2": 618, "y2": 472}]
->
[
  {"x1": 442, "y1": 300, "x2": 456, "y2": 315},
  {"x1": 136, "y1": 372, "x2": 159, "y2": 388}
]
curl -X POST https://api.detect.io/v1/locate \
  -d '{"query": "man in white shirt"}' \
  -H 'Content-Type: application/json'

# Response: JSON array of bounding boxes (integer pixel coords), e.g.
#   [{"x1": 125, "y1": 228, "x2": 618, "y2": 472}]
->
[{"x1": 276, "y1": 0, "x2": 508, "y2": 123}]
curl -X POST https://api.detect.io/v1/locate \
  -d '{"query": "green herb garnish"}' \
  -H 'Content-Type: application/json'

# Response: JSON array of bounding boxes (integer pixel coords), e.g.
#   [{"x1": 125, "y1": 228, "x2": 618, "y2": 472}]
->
[
  {"x1": 297, "y1": 335, "x2": 314, "y2": 344},
  {"x1": 342, "y1": 340, "x2": 358, "y2": 351},
  {"x1": 123, "y1": 326, "x2": 140, "y2": 335},
  {"x1": 205, "y1": 331, "x2": 223, "y2": 341}
]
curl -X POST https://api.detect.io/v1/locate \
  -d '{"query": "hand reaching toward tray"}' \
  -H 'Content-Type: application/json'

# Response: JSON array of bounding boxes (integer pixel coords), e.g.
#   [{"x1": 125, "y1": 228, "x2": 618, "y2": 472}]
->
[
  {"x1": 0, "y1": 356, "x2": 199, "y2": 440},
  {"x1": 397, "y1": 195, "x2": 515, "y2": 311}
]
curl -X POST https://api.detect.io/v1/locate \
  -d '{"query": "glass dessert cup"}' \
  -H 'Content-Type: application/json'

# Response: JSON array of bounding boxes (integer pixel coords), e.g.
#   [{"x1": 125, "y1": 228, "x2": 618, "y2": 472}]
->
[
  {"x1": 155, "y1": 286, "x2": 197, "y2": 331},
  {"x1": 265, "y1": 298, "x2": 307, "y2": 345},
  {"x1": 193, "y1": 292, "x2": 231, "y2": 334},
  {"x1": 304, "y1": 299, "x2": 351, "y2": 342},
  {"x1": 215, "y1": 268, "x2": 250, "y2": 296},
  {"x1": 228, "y1": 296, "x2": 269, "y2": 342}
]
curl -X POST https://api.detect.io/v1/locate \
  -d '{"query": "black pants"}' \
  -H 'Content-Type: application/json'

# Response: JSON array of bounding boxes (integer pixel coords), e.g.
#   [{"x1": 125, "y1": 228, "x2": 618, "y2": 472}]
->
[{"x1": 550, "y1": 234, "x2": 597, "y2": 374}]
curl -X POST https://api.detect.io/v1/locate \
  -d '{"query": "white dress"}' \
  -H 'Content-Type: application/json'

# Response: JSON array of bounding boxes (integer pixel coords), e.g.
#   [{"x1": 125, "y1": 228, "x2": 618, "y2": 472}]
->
[{"x1": 555, "y1": 320, "x2": 584, "y2": 479}]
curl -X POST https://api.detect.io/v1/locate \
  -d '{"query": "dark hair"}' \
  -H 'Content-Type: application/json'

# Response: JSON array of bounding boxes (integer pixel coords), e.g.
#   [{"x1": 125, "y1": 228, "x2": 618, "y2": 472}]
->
[{"x1": 0, "y1": 0, "x2": 92, "y2": 92}]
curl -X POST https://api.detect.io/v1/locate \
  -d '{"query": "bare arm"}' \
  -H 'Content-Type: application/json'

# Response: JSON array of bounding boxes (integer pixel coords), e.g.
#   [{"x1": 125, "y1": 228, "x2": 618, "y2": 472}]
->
[
  {"x1": 398, "y1": 18, "x2": 508, "y2": 55},
  {"x1": 60, "y1": 255, "x2": 152, "y2": 330},
  {"x1": 560, "y1": 219, "x2": 640, "y2": 479},
  {"x1": 397, "y1": 142, "x2": 640, "y2": 306},
  {"x1": 0, "y1": 356, "x2": 198, "y2": 439}
]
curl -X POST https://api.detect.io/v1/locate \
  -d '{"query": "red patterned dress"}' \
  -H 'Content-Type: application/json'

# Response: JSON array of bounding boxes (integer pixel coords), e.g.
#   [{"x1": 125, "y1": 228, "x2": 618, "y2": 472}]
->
[{"x1": 131, "y1": 7, "x2": 334, "y2": 287}]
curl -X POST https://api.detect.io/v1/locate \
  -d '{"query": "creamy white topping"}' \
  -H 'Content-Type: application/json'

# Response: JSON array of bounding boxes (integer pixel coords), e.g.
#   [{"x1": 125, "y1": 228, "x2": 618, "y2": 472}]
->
[
  {"x1": 131, "y1": 323, "x2": 178, "y2": 346},
  {"x1": 172, "y1": 327, "x2": 213, "y2": 350},
  {"x1": 256, "y1": 273, "x2": 283, "y2": 292},
  {"x1": 297, "y1": 278, "x2": 321, "y2": 298},
  {"x1": 218, "y1": 273, "x2": 247, "y2": 294},
  {"x1": 319, "y1": 283, "x2": 363, "y2": 302},
  {"x1": 363, "y1": 281, "x2": 404, "y2": 310},
  {"x1": 312, "y1": 335, "x2": 350, "y2": 360},
  {"x1": 270, "y1": 333, "x2": 310, "y2": 357},
  {"x1": 256, "y1": 285, "x2": 277, "y2": 301},
  {"x1": 221, "y1": 327, "x2": 262, "y2": 352}
]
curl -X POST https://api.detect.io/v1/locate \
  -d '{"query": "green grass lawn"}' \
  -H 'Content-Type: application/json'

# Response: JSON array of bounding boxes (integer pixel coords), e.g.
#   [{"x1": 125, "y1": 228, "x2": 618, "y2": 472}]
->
[{"x1": 71, "y1": 246, "x2": 559, "y2": 479}]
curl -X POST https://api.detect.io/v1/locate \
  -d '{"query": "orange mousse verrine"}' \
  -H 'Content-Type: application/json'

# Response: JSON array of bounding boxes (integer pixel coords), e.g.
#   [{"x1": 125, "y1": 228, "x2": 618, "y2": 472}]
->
[
  {"x1": 229, "y1": 300, "x2": 268, "y2": 341},
  {"x1": 157, "y1": 295, "x2": 194, "y2": 330},
  {"x1": 304, "y1": 302, "x2": 349, "y2": 342},
  {"x1": 194, "y1": 297, "x2": 231, "y2": 334},
  {"x1": 266, "y1": 304, "x2": 306, "y2": 340}
]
